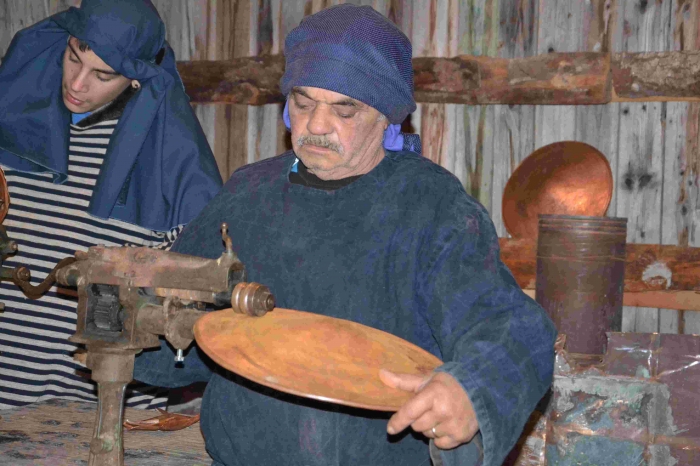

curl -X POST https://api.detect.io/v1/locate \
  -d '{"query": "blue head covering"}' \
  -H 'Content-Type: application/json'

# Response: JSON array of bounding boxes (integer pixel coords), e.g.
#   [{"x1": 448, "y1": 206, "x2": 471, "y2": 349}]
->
[
  {"x1": 0, "y1": 0, "x2": 222, "y2": 231},
  {"x1": 280, "y1": 4, "x2": 421, "y2": 154}
]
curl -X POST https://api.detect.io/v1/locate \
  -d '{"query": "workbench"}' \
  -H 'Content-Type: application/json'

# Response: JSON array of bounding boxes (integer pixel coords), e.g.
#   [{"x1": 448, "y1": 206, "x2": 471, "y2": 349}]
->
[{"x1": 0, "y1": 399, "x2": 210, "y2": 465}]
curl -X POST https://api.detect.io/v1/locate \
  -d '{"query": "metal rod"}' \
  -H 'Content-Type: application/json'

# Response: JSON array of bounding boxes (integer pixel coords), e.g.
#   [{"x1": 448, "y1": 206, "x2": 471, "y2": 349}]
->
[
  {"x1": 88, "y1": 381, "x2": 127, "y2": 466},
  {"x1": 86, "y1": 349, "x2": 137, "y2": 466}
]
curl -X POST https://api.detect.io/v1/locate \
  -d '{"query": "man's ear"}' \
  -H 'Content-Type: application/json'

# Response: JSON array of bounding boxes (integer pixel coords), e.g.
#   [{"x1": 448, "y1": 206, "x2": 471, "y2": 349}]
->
[{"x1": 131, "y1": 80, "x2": 141, "y2": 90}]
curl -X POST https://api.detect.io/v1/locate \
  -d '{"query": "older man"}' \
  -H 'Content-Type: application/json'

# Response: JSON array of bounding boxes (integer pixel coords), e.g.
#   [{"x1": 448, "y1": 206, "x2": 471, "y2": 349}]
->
[{"x1": 134, "y1": 5, "x2": 556, "y2": 466}]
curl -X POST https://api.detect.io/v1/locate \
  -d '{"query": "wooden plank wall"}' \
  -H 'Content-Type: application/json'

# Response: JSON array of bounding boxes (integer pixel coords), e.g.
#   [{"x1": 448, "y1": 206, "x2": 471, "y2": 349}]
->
[{"x1": 2, "y1": 0, "x2": 700, "y2": 335}]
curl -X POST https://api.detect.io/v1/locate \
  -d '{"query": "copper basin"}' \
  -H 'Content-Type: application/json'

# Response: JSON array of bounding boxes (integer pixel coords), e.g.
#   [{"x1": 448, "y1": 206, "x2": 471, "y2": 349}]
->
[{"x1": 502, "y1": 141, "x2": 613, "y2": 239}]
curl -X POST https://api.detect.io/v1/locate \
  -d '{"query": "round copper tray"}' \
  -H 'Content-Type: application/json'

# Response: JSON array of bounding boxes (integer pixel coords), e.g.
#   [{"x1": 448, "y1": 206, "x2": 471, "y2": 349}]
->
[
  {"x1": 0, "y1": 168, "x2": 9, "y2": 224},
  {"x1": 502, "y1": 141, "x2": 613, "y2": 239},
  {"x1": 194, "y1": 308, "x2": 443, "y2": 411}
]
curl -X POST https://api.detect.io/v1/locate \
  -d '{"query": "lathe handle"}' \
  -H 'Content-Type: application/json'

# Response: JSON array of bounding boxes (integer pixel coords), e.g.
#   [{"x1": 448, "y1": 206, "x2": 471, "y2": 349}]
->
[{"x1": 11, "y1": 256, "x2": 77, "y2": 299}]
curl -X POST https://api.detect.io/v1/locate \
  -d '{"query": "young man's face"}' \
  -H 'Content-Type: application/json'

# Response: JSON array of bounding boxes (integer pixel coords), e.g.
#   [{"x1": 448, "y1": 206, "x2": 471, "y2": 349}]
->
[
  {"x1": 289, "y1": 86, "x2": 389, "y2": 180},
  {"x1": 61, "y1": 37, "x2": 132, "y2": 113}
]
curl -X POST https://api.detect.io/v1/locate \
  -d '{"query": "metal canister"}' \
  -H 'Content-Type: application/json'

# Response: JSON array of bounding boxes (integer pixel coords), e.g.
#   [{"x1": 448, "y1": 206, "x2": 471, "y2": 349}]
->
[{"x1": 535, "y1": 215, "x2": 627, "y2": 355}]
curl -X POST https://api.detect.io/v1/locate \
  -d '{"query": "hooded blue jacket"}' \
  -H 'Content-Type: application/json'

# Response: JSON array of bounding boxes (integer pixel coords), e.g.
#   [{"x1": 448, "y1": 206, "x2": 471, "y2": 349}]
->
[{"x1": 0, "y1": 0, "x2": 222, "y2": 231}]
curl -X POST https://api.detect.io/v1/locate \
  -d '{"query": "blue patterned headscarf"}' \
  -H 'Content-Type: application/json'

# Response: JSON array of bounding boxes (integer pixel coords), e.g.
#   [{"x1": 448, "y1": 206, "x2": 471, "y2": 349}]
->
[
  {"x1": 280, "y1": 4, "x2": 421, "y2": 154},
  {"x1": 0, "y1": 0, "x2": 222, "y2": 231}
]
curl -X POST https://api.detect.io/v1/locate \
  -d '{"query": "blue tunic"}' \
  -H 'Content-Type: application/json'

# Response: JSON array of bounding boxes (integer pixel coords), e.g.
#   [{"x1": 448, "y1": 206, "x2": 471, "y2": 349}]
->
[{"x1": 134, "y1": 150, "x2": 557, "y2": 466}]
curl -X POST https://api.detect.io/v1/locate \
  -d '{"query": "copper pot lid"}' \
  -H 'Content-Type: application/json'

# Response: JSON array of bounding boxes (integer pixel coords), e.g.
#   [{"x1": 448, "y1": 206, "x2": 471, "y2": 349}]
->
[
  {"x1": 502, "y1": 141, "x2": 613, "y2": 239},
  {"x1": 0, "y1": 168, "x2": 9, "y2": 224},
  {"x1": 194, "y1": 307, "x2": 443, "y2": 411}
]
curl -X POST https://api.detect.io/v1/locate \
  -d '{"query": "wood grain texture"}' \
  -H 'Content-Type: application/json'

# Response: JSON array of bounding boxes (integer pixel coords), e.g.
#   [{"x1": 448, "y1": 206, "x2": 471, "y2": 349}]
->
[
  {"x1": 489, "y1": 0, "x2": 538, "y2": 238},
  {"x1": 154, "y1": 0, "x2": 257, "y2": 180},
  {"x1": 246, "y1": 0, "x2": 280, "y2": 165},
  {"x1": 670, "y1": 0, "x2": 700, "y2": 334},
  {"x1": 413, "y1": 0, "x2": 462, "y2": 201},
  {"x1": 446, "y1": 0, "x2": 500, "y2": 217},
  {"x1": 0, "y1": 0, "x2": 80, "y2": 62},
  {"x1": 0, "y1": 399, "x2": 209, "y2": 465},
  {"x1": 614, "y1": 0, "x2": 672, "y2": 334},
  {"x1": 518, "y1": 288, "x2": 700, "y2": 312},
  {"x1": 573, "y1": 0, "x2": 620, "y2": 220}
]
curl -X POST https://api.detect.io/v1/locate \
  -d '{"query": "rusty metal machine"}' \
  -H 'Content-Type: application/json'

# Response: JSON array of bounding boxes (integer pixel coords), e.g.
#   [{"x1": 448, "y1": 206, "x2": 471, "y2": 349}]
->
[{"x1": 13, "y1": 223, "x2": 275, "y2": 466}]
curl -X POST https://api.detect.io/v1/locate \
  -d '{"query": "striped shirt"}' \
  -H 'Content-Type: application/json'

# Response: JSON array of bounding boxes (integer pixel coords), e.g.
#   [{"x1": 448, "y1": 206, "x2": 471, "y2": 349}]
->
[{"x1": 0, "y1": 116, "x2": 179, "y2": 410}]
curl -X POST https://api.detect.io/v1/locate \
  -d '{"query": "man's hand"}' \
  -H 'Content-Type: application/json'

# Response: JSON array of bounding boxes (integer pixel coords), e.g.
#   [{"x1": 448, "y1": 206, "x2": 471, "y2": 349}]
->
[{"x1": 380, "y1": 369, "x2": 478, "y2": 450}]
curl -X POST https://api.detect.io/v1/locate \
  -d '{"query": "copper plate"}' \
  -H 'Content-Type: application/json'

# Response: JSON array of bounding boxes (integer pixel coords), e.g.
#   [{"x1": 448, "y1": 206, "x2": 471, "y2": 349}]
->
[
  {"x1": 0, "y1": 168, "x2": 9, "y2": 224},
  {"x1": 194, "y1": 308, "x2": 443, "y2": 411},
  {"x1": 502, "y1": 141, "x2": 613, "y2": 239}
]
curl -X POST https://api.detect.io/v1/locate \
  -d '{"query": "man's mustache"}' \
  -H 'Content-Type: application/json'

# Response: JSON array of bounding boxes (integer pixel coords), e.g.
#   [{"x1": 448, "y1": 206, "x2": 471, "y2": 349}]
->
[{"x1": 296, "y1": 135, "x2": 344, "y2": 154}]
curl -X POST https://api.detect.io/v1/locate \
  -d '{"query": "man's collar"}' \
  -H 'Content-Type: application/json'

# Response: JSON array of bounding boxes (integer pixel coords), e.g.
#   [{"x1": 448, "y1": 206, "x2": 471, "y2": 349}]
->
[{"x1": 74, "y1": 85, "x2": 138, "y2": 127}]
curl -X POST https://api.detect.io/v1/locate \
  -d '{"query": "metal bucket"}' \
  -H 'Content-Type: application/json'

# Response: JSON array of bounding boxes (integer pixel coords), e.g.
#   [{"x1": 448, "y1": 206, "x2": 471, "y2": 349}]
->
[{"x1": 535, "y1": 215, "x2": 627, "y2": 355}]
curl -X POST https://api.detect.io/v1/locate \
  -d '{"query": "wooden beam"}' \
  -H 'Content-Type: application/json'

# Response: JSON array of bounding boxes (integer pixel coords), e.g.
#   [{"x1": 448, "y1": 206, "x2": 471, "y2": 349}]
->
[
  {"x1": 622, "y1": 291, "x2": 700, "y2": 311},
  {"x1": 522, "y1": 289, "x2": 700, "y2": 313},
  {"x1": 500, "y1": 238, "x2": 700, "y2": 311},
  {"x1": 499, "y1": 237, "x2": 700, "y2": 293},
  {"x1": 522, "y1": 289, "x2": 700, "y2": 312},
  {"x1": 412, "y1": 52, "x2": 611, "y2": 105},
  {"x1": 178, "y1": 55, "x2": 286, "y2": 105},
  {"x1": 177, "y1": 51, "x2": 700, "y2": 105},
  {"x1": 612, "y1": 51, "x2": 700, "y2": 102}
]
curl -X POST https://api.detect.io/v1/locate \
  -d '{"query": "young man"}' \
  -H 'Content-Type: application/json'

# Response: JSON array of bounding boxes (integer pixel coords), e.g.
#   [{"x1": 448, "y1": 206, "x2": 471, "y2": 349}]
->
[
  {"x1": 134, "y1": 5, "x2": 556, "y2": 466},
  {"x1": 0, "y1": 0, "x2": 222, "y2": 409}
]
